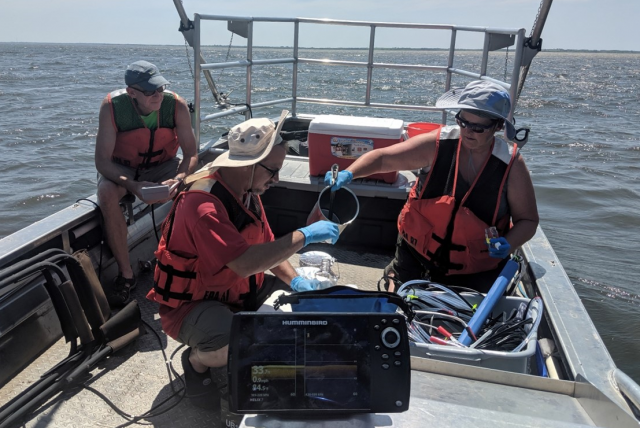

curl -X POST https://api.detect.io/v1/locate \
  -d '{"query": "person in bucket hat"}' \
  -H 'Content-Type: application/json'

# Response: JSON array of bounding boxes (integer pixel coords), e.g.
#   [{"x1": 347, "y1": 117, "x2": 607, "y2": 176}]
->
[
  {"x1": 326, "y1": 80, "x2": 539, "y2": 293},
  {"x1": 95, "y1": 60, "x2": 198, "y2": 309},
  {"x1": 146, "y1": 110, "x2": 340, "y2": 411}
]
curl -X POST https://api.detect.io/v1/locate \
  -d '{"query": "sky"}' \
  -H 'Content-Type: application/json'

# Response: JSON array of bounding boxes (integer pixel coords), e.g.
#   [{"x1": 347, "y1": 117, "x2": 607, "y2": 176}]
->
[{"x1": 0, "y1": 0, "x2": 638, "y2": 51}]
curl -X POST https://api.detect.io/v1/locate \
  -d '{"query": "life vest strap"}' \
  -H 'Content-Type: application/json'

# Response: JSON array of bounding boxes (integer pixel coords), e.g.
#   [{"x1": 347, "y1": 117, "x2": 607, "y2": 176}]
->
[
  {"x1": 138, "y1": 149, "x2": 164, "y2": 158},
  {"x1": 239, "y1": 275, "x2": 258, "y2": 310},
  {"x1": 155, "y1": 260, "x2": 197, "y2": 302},
  {"x1": 431, "y1": 233, "x2": 466, "y2": 252}
]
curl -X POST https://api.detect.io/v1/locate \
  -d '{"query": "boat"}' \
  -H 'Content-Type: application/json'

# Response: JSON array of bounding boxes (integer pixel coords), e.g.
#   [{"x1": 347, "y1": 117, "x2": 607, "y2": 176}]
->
[{"x1": 2, "y1": 0, "x2": 640, "y2": 426}]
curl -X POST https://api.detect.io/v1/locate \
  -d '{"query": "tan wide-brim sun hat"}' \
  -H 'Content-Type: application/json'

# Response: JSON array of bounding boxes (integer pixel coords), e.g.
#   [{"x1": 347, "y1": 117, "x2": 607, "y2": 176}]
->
[{"x1": 186, "y1": 110, "x2": 289, "y2": 184}]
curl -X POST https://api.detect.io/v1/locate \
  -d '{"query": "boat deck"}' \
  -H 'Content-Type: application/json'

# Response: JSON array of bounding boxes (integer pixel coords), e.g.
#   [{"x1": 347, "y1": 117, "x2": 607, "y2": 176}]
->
[
  {"x1": 0, "y1": 246, "x2": 387, "y2": 427},
  {"x1": 2, "y1": 245, "x2": 635, "y2": 427}
]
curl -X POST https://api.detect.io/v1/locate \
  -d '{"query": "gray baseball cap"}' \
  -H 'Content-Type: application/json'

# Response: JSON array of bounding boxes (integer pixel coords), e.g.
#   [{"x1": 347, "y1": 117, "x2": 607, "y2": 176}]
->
[
  {"x1": 124, "y1": 60, "x2": 170, "y2": 91},
  {"x1": 436, "y1": 80, "x2": 516, "y2": 140}
]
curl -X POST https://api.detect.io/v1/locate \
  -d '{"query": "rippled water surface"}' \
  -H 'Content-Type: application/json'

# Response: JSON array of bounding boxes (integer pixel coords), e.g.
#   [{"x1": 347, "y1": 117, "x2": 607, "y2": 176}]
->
[{"x1": 1, "y1": 43, "x2": 639, "y2": 382}]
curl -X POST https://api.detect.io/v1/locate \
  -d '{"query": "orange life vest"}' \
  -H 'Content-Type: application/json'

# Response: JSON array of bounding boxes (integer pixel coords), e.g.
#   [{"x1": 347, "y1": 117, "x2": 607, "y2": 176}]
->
[
  {"x1": 147, "y1": 175, "x2": 266, "y2": 310},
  {"x1": 398, "y1": 126, "x2": 517, "y2": 275},
  {"x1": 108, "y1": 89, "x2": 180, "y2": 169}
]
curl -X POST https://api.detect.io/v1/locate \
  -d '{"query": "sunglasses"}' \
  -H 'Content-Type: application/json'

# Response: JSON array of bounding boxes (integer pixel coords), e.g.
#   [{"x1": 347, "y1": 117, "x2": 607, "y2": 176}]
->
[
  {"x1": 258, "y1": 163, "x2": 280, "y2": 179},
  {"x1": 455, "y1": 112, "x2": 497, "y2": 134},
  {"x1": 130, "y1": 85, "x2": 165, "y2": 97}
]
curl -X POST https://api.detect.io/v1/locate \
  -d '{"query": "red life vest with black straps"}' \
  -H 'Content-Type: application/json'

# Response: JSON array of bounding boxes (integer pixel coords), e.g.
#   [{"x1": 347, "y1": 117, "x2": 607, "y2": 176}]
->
[
  {"x1": 108, "y1": 89, "x2": 180, "y2": 169},
  {"x1": 398, "y1": 126, "x2": 517, "y2": 275},
  {"x1": 147, "y1": 174, "x2": 267, "y2": 310}
]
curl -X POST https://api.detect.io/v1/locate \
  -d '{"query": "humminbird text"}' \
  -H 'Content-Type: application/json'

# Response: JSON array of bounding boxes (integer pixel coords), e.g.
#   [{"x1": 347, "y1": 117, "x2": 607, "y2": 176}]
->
[{"x1": 282, "y1": 320, "x2": 328, "y2": 326}]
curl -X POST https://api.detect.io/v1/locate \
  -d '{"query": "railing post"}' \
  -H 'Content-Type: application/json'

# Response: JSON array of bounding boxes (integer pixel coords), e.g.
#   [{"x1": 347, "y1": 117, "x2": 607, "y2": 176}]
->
[
  {"x1": 292, "y1": 20, "x2": 299, "y2": 116},
  {"x1": 365, "y1": 25, "x2": 376, "y2": 106},
  {"x1": 443, "y1": 29, "x2": 457, "y2": 124},
  {"x1": 246, "y1": 20, "x2": 254, "y2": 120},
  {"x1": 509, "y1": 28, "x2": 526, "y2": 115},
  {"x1": 481, "y1": 33, "x2": 490, "y2": 77},
  {"x1": 194, "y1": 14, "x2": 201, "y2": 145}
]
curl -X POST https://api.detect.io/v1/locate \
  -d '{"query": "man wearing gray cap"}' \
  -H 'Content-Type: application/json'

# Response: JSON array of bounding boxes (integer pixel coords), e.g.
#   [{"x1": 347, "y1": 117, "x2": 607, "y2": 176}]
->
[
  {"x1": 326, "y1": 80, "x2": 539, "y2": 292},
  {"x1": 95, "y1": 60, "x2": 198, "y2": 307}
]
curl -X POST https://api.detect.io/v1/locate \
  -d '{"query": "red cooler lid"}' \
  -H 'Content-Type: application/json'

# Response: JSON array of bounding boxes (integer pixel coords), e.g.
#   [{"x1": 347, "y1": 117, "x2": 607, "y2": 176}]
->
[{"x1": 309, "y1": 115, "x2": 403, "y2": 139}]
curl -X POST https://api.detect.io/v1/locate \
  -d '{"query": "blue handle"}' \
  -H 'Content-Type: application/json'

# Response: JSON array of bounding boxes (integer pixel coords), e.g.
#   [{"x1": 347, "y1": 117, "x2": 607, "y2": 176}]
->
[{"x1": 458, "y1": 259, "x2": 519, "y2": 346}]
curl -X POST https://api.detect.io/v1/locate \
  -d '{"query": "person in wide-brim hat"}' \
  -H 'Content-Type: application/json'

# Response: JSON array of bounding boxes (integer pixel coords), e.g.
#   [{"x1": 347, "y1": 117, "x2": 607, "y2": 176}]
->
[
  {"x1": 186, "y1": 109, "x2": 289, "y2": 184},
  {"x1": 323, "y1": 79, "x2": 539, "y2": 293},
  {"x1": 147, "y1": 110, "x2": 341, "y2": 411},
  {"x1": 435, "y1": 80, "x2": 517, "y2": 140}
]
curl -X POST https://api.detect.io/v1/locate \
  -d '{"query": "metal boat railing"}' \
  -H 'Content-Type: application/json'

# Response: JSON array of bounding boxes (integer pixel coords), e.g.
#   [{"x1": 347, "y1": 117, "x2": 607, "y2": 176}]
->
[{"x1": 189, "y1": 14, "x2": 527, "y2": 144}]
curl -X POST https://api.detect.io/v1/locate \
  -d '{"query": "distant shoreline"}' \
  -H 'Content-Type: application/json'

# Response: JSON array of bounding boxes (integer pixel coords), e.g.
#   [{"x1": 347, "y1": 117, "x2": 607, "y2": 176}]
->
[{"x1": 1, "y1": 41, "x2": 638, "y2": 54}]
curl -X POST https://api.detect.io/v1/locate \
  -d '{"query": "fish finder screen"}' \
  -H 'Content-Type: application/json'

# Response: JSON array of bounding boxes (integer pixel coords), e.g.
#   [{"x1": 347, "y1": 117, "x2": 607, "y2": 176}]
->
[{"x1": 232, "y1": 316, "x2": 372, "y2": 412}]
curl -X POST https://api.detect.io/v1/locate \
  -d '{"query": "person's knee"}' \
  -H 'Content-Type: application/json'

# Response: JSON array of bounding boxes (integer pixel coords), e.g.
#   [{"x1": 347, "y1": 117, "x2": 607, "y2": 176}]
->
[
  {"x1": 97, "y1": 180, "x2": 127, "y2": 208},
  {"x1": 192, "y1": 345, "x2": 228, "y2": 368}
]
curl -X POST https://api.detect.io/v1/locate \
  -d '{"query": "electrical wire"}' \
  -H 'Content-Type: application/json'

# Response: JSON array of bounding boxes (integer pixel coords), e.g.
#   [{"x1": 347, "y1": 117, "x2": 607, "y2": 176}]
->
[
  {"x1": 396, "y1": 277, "x2": 541, "y2": 352},
  {"x1": 396, "y1": 280, "x2": 480, "y2": 323},
  {"x1": 79, "y1": 319, "x2": 187, "y2": 426},
  {"x1": 150, "y1": 205, "x2": 160, "y2": 243}
]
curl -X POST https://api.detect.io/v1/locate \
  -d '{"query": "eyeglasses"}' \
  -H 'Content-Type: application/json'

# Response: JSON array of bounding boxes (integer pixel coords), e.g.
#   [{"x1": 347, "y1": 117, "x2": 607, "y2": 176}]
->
[
  {"x1": 258, "y1": 163, "x2": 280, "y2": 179},
  {"x1": 130, "y1": 85, "x2": 165, "y2": 97},
  {"x1": 455, "y1": 112, "x2": 497, "y2": 133}
]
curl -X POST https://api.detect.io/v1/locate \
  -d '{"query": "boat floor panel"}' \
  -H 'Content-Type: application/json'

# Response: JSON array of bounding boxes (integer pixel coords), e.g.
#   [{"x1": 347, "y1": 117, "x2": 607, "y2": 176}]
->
[
  {"x1": 0, "y1": 246, "x2": 390, "y2": 427},
  {"x1": 0, "y1": 246, "x2": 618, "y2": 427}
]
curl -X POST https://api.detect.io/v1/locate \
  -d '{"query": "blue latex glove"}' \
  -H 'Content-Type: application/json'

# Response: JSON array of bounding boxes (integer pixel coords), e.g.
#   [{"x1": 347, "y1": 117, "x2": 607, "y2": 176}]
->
[
  {"x1": 290, "y1": 276, "x2": 324, "y2": 292},
  {"x1": 489, "y1": 237, "x2": 511, "y2": 259},
  {"x1": 324, "y1": 170, "x2": 353, "y2": 191},
  {"x1": 297, "y1": 220, "x2": 340, "y2": 246}
]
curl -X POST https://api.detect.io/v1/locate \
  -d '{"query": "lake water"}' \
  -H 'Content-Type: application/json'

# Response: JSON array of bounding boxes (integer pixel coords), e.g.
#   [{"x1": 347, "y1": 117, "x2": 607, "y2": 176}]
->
[{"x1": 1, "y1": 43, "x2": 639, "y2": 383}]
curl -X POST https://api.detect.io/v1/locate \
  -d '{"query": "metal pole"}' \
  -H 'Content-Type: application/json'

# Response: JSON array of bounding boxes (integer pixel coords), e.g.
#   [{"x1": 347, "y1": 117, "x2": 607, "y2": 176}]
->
[
  {"x1": 443, "y1": 29, "x2": 457, "y2": 124},
  {"x1": 246, "y1": 20, "x2": 253, "y2": 120},
  {"x1": 292, "y1": 21, "x2": 299, "y2": 115},
  {"x1": 508, "y1": 29, "x2": 526, "y2": 116},
  {"x1": 172, "y1": 0, "x2": 225, "y2": 105},
  {"x1": 194, "y1": 14, "x2": 202, "y2": 145},
  {"x1": 365, "y1": 25, "x2": 376, "y2": 106}
]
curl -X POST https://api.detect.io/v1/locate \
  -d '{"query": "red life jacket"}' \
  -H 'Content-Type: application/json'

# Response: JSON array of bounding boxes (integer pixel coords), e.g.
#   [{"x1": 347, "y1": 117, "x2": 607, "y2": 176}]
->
[
  {"x1": 398, "y1": 126, "x2": 517, "y2": 275},
  {"x1": 108, "y1": 89, "x2": 180, "y2": 169},
  {"x1": 147, "y1": 175, "x2": 266, "y2": 310}
]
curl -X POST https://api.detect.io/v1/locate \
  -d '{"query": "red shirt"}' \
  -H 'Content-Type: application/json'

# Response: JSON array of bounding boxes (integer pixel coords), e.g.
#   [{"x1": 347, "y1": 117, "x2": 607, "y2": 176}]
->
[{"x1": 157, "y1": 179, "x2": 274, "y2": 339}]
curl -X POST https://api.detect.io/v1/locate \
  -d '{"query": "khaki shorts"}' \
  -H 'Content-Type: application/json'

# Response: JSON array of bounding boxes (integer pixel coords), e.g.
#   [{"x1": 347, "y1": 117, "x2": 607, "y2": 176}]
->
[
  {"x1": 176, "y1": 275, "x2": 290, "y2": 352},
  {"x1": 97, "y1": 157, "x2": 180, "y2": 187}
]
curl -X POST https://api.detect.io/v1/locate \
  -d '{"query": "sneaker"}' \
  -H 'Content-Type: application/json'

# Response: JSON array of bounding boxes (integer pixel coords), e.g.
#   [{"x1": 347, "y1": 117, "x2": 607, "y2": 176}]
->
[
  {"x1": 106, "y1": 273, "x2": 137, "y2": 308},
  {"x1": 181, "y1": 348, "x2": 222, "y2": 410}
]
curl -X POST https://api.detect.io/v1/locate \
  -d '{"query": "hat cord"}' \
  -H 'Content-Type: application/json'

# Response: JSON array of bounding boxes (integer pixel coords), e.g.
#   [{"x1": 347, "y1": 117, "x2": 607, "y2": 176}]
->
[{"x1": 244, "y1": 164, "x2": 256, "y2": 208}]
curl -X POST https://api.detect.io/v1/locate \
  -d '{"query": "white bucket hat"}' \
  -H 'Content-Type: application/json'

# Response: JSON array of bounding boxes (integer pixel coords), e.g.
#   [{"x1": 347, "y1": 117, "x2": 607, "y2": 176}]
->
[
  {"x1": 436, "y1": 80, "x2": 516, "y2": 140},
  {"x1": 186, "y1": 110, "x2": 289, "y2": 184}
]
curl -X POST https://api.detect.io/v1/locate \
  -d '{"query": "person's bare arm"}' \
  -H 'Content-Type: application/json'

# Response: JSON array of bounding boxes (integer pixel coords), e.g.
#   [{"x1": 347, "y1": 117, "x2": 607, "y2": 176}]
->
[
  {"x1": 161, "y1": 96, "x2": 198, "y2": 196},
  {"x1": 270, "y1": 260, "x2": 298, "y2": 287},
  {"x1": 226, "y1": 231, "x2": 307, "y2": 278},
  {"x1": 346, "y1": 131, "x2": 438, "y2": 179},
  {"x1": 504, "y1": 154, "x2": 539, "y2": 249}
]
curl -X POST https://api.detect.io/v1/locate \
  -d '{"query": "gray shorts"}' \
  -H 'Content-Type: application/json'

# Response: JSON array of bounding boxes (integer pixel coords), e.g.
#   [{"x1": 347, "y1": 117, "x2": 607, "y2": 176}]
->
[
  {"x1": 97, "y1": 157, "x2": 180, "y2": 187},
  {"x1": 176, "y1": 275, "x2": 290, "y2": 352}
]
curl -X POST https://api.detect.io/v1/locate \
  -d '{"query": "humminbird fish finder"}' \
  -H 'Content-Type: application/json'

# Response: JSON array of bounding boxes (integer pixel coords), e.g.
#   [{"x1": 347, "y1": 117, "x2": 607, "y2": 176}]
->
[{"x1": 227, "y1": 312, "x2": 411, "y2": 414}]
